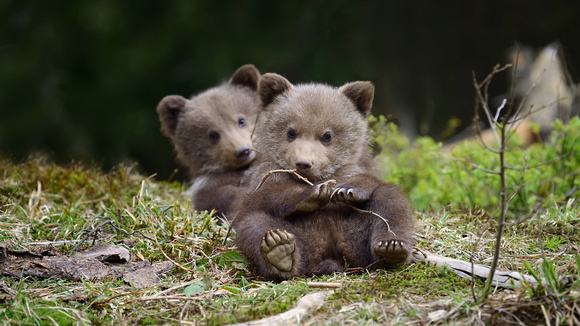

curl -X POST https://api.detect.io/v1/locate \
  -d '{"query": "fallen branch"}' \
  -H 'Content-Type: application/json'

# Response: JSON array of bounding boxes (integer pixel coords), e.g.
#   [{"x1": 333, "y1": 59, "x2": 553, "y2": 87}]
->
[
  {"x1": 227, "y1": 290, "x2": 333, "y2": 326},
  {"x1": 411, "y1": 248, "x2": 537, "y2": 288}
]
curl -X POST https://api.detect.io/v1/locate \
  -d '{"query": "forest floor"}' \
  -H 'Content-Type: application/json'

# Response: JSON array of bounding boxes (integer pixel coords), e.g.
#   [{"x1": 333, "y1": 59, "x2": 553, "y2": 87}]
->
[{"x1": 1, "y1": 156, "x2": 579, "y2": 325}]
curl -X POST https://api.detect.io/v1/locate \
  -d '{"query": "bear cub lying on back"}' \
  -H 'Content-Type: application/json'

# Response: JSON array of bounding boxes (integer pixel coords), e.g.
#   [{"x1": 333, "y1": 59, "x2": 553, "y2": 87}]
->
[
  {"x1": 157, "y1": 64, "x2": 261, "y2": 220},
  {"x1": 233, "y1": 73, "x2": 416, "y2": 281}
]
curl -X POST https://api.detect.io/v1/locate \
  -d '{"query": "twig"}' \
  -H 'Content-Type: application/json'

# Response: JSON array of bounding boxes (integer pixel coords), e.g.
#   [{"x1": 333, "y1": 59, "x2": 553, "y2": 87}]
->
[
  {"x1": 307, "y1": 282, "x2": 342, "y2": 288},
  {"x1": 124, "y1": 295, "x2": 204, "y2": 303},
  {"x1": 70, "y1": 219, "x2": 154, "y2": 254},
  {"x1": 472, "y1": 65, "x2": 512, "y2": 150},
  {"x1": 90, "y1": 289, "x2": 147, "y2": 307},
  {"x1": 27, "y1": 240, "x2": 92, "y2": 246},
  {"x1": 504, "y1": 136, "x2": 578, "y2": 170},
  {"x1": 152, "y1": 231, "x2": 194, "y2": 273},
  {"x1": 470, "y1": 164, "x2": 501, "y2": 175},
  {"x1": 70, "y1": 220, "x2": 113, "y2": 254},
  {"x1": 154, "y1": 278, "x2": 203, "y2": 297},
  {"x1": 255, "y1": 169, "x2": 313, "y2": 190},
  {"x1": 346, "y1": 204, "x2": 396, "y2": 236},
  {"x1": 222, "y1": 218, "x2": 235, "y2": 246},
  {"x1": 227, "y1": 291, "x2": 333, "y2": 326}
]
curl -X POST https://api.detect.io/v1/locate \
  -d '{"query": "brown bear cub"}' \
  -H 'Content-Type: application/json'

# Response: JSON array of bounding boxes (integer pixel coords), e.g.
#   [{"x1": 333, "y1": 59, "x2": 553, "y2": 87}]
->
[
  {"x1": 157, "y1": 64, "x2": 260, "y2": 220},
  {"x1": 232, "y1": 73, "x2": 415, "y2": 281}
]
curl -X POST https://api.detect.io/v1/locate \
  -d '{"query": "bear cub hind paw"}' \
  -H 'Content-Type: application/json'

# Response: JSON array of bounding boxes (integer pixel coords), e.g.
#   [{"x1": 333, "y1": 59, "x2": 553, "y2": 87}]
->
[
  {"x1": 261, "y1": 229, "x2": 296, "y2": 272},
  {"x1": 374, "y1": 240, "x2": 410, "y2": 267}
]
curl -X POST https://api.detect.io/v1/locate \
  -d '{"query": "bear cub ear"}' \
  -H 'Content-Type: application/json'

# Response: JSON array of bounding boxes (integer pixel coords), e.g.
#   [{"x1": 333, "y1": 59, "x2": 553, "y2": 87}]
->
[
  {"x1": 338, "y1": 81, "x2": 375, "y2": 117},
  {"x1": 157, "y1": 95, "x2": 188, "y2": 138},
  {"x1": 229, "y1": 64, "x2": 261, "y2": 91},
  {"x1": 258, "y1": 73, "x2": 293, "y2": 108}
]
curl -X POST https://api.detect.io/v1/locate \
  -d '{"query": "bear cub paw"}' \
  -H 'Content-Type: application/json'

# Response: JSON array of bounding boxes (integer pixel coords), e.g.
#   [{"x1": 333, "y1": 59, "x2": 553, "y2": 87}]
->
[
  {"x1": 297, "y1": 179, "x2": 336, "y2": 212},
  {"x1": 374, "y1": 240, "x2": 410, "y2": 266},
  {"x1": 261, "y1": 229, "x2": 296, "y2": 272},
  {"x1": 331, "y1": 186, "x2": 372, "y2": 204}
]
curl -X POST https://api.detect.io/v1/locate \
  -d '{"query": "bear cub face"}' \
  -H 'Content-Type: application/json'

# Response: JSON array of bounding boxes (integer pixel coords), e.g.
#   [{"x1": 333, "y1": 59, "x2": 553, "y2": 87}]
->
[
  {"x1": 254, "y1": 73, "x2": 374, "y2": 182},
  {"x1": 157, "y1": 64, "x2": 261, "y2": 176}
]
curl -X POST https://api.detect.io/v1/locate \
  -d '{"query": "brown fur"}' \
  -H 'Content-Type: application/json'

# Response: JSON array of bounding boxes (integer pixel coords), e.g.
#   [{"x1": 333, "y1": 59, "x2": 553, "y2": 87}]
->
[
  {"x1": 233, "y1": 73, "x2": 415, "y2": 281},
  {"x1": 157, "y1": 64, "x2": 261, "y2": 220}
]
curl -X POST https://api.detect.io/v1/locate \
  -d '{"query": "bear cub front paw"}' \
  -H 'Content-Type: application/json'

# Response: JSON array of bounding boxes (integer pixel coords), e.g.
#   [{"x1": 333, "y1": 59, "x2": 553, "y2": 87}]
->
[
  {"x1": 331, "y1": 186, "x2": 372, "y2": 204},
  {"x1": 261, "y1": 229, "x2": 296, "y2": 272},
  {"x1": 296, "y1": 179, "x2": 336, "y2": 212}
]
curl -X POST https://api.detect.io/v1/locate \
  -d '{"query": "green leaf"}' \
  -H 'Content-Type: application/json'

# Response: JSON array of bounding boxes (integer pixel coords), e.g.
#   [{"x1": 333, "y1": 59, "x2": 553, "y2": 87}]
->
[
  {"x1": 523, "y1": 261, "x2": 541, "y2": 283},
  {"x1": 240, "y1": 275, "x2": 249, "y2": 288},
  {"x1": 221, "y1": 285, "x2": 241, "y2": 294},
  {"x1": 219, "y1": 250, "x2": 247, "y2": 267},
  {"x1": 184, "y1": 281, "x2": 206, "y2": 297}
]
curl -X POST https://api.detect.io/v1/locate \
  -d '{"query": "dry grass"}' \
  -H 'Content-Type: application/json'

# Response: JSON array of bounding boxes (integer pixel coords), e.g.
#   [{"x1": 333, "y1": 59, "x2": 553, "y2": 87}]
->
[{"x1": 0, "y1": 156, "x2": 578, "y2": 325}]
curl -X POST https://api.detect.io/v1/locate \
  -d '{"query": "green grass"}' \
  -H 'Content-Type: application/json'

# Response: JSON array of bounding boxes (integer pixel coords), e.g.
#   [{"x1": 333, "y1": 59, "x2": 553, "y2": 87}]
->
[{"x1": 1, "y1": 119, "x2": 579, "y2": 325}]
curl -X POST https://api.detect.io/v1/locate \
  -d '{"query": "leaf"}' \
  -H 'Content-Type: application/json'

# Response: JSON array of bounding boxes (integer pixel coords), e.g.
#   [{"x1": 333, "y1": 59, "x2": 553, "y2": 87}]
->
[
  {"x1": 184, "y1": 281, "x2": 206, "y2": 297},
  {"x1": 240, "y1": 275, "x2": 249, "y2": 288},
  {"x1": 221, "y1": 285, "x2": 241, "y2": 294},
  {"x1": 523, "y1": 261, "x2": 541, "y2": 283},
  {"x1": 219, "y1": 251, "x2": 247, "y2": 267}
]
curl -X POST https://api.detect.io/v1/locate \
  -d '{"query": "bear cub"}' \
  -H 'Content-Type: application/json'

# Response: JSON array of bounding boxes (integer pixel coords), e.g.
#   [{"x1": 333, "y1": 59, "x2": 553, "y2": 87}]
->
[
  {"x1": 233, "y1": 73, "x2": 416, "y2": 281},
  {"x1": 157, "y1": 64, "x2": 261, "y2": 220}
]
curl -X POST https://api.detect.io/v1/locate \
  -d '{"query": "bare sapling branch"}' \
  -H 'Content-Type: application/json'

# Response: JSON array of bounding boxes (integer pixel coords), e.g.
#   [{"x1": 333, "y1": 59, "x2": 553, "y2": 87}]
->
[
  {"x1": 474, "y1": 48, "x2": 573, "y2": 300},
  {"x1": 471, "y1": 65, "x2": 512, "y2": 300}
]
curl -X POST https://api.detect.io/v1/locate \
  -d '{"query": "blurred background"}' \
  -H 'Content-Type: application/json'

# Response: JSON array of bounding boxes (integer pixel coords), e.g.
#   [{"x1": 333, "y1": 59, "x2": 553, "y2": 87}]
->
[{"x1": 1, "y1": 1, "x2": 579, "y2": 180}]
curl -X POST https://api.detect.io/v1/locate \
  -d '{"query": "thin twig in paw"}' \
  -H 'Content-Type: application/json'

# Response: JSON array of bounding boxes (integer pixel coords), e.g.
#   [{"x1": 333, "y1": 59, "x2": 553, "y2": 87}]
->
[
  {"x1": 255, "y1": 169, "x2": 313, "y2": 190},
  {"x1": 346, "y1": 205, "x2": 396, "y2": 236}
]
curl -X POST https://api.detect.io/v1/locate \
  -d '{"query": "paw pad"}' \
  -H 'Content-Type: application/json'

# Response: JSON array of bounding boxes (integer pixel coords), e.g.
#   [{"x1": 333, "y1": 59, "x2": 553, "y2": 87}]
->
[{"x1": 261, "y1": 229, "x2": 296, "y2": 272}]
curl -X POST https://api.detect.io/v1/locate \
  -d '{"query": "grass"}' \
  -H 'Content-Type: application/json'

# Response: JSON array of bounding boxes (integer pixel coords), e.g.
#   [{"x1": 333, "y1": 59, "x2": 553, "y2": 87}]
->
[{"x1": 1, "y1": 125, "x2": 579, "y2": 325}]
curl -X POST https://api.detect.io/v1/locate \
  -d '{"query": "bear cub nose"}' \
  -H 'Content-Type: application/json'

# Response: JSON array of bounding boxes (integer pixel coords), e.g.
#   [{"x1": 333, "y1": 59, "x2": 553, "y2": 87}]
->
[
  {"x1": 295, "y1": 158, "x2": 312, "y2": 171},
  {"x1": 235, "y1": 145, "x2": 252, "y2": 159}
]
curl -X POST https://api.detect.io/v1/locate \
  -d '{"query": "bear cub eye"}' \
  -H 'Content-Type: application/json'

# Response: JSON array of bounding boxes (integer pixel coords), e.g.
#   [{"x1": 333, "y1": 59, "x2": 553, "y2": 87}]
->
[
  {"x1": 238, "y1": 118, "x2": 246, "y2": 127},
  {"x1": 287, "y1": 128, "x2": 296, "y2": 139},
  {"x1": 322, "y1": 132, "x2": 332, "y2": 142},
  {"x1": 209, "y1": 131, "x2": 220, "y2": 141}
]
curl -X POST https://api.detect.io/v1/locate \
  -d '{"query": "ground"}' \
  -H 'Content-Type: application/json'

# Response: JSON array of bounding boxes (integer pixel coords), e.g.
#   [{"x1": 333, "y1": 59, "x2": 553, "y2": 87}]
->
[{"x1": 1, "y1": 123, "x2": 579, "y2": 325}]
